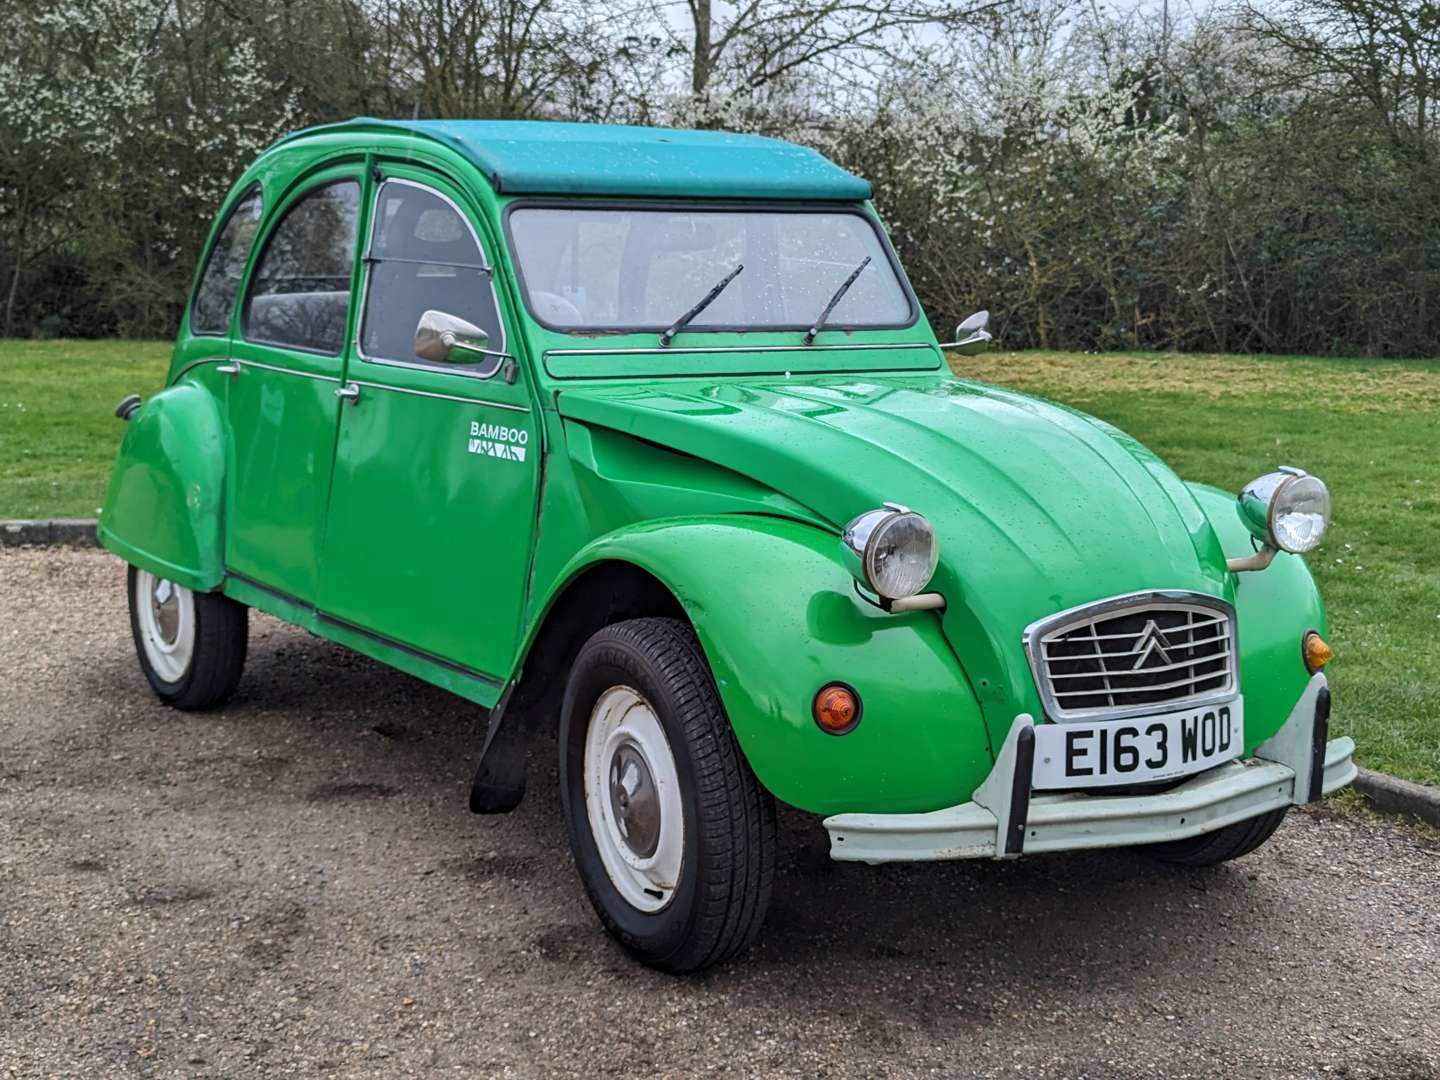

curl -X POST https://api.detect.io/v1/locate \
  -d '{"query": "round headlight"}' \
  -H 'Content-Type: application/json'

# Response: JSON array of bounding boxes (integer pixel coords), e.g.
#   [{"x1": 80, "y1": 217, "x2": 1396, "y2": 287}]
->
[
  {"x1": 1237, "y1": 468, "x2": 1330, "y2": 554},
  {"x1": 841, "y1": 505, "x2": 940, "y2": 600}
]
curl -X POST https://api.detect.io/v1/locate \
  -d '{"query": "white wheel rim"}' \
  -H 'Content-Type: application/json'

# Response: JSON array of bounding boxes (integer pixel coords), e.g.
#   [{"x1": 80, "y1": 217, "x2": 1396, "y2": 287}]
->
[
  {"x1": 583, "y1": 685, "x2": 685, "y2": 914},
  {"x1": 135, "y1": 570, "x2": 195, "y2": 683}
]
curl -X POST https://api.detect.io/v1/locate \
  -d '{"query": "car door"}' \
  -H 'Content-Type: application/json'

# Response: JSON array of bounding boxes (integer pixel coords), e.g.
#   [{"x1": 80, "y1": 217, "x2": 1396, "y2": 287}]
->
[
  {"x1": 316, "y1": 168, "x2": 538, "y2": 680},
  {"x1": 226, "y1": 168, "x2": 363, "y2": 604}
]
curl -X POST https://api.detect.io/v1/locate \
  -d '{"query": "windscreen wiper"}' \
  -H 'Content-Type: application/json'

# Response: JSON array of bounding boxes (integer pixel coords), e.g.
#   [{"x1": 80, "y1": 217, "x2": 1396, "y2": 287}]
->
[
  {"x1": 659, "y1": 264, "x2": 744, "y2": 347},
  {"x1": 803, "y1": 256, "x2": 871, "y2": 346}
]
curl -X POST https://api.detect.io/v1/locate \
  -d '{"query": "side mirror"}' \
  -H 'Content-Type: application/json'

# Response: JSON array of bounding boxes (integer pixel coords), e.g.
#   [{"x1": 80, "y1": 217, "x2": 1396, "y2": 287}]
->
[
  {"x1": 940, "y1": 309, "x2": 993, "y2": 355},
  {"x1": 414, "y1": 309, "x2": 491, "y2": 364}
]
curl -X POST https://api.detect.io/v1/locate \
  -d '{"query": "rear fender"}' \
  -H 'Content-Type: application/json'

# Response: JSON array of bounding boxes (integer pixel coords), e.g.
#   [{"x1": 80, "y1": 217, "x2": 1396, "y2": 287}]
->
[
  {"x1": 540, "y1": 516, "x2": 993, "y2": 815},
  {"x1": 98, "y1": 383, "x2": 226, "y2": 591}
]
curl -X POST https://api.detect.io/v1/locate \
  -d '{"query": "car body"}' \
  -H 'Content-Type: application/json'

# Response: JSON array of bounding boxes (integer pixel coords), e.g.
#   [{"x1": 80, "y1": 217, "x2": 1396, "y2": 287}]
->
[{"x1": 101, "y1": 118, "x2": 1356, "y2": 970}]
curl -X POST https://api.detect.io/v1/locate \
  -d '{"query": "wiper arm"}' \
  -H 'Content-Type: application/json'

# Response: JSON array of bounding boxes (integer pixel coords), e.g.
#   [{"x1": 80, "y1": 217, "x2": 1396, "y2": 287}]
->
[
  {"x1": 803, "y1": 256, "x2": 871, "y2": 346},
  {"x1": 659, "y1": 264, "x2": 744, "y2": 347}
]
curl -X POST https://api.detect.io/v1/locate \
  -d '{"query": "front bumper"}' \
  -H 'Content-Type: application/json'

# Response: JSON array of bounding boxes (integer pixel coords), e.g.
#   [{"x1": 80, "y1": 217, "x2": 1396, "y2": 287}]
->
[{"x1": 825, "y1": 673, "x2": 1355, "y2": 863}]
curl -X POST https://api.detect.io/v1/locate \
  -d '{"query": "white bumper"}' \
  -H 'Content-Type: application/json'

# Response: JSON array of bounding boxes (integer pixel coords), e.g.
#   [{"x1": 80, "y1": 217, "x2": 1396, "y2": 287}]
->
[{"x1": 825, "y1": 673, "x2": 1355, "y2": 864}]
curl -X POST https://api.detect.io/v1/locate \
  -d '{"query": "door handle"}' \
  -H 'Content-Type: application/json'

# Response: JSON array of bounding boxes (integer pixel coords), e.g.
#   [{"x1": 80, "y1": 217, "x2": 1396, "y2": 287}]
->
[
  {"x1": 335, "y1": 382, "x2": 361, "y2": 403},
  {"x1": 216, "y1": 364, "x2": 239, "y2": 376}
]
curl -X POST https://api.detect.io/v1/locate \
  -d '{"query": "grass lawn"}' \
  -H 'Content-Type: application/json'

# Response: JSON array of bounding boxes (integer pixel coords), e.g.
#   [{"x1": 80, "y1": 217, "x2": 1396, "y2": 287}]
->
[
  {"x1": 1, "y1": 339, "x2": 1436, "y2": 785},
  {"x1": 0, "y1": 339, "x2": 170, "y2": 518},
  {"x1": 952, "y1": 350, "x2": 1440, "y2": 787}
]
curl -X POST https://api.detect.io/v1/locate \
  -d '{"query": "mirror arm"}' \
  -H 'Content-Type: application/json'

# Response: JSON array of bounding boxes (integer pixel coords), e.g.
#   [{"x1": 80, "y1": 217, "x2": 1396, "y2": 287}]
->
[
  {"x1": 937, "y1": 330, "x2": 994, "y2": 354},
  {"x1": 444, "y1": 334, "x2": 513, "y2": 362},
  {"x1": 443, "y1": 336, "x2": 519, "y2": 383},
  {"x1": 1227, "y1": 544, "x2": 1278, "y2": 573}
]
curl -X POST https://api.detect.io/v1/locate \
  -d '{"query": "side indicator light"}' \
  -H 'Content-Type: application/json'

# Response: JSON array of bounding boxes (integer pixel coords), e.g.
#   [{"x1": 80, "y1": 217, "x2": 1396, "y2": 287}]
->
[
  {"x1": 1303, "y1": 632, "x2": 1333, "y2": 674},
  {"x1": 814, "y1": 683, "x2": 862, "y2": 735}
]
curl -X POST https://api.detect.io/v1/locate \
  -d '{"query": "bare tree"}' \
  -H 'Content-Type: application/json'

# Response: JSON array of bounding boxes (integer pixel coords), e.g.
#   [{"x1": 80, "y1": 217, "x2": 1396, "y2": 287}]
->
[
  {"x1": 376, "y1": 0, "x2": 611, "y2": 119},
  {"x1": 664, "y1": 0, "x2": 1008, "y2": 98},
  {"x1": 1244, "y1": 0, "x2": 1440, "y2": 154}
]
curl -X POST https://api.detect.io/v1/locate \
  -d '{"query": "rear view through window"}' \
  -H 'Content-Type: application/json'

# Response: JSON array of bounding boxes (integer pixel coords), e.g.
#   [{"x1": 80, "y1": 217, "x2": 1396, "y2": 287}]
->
[
  {"x1": 190, "y1": 187, "x2": 263, "y2": 335},
  {"x1": 243, "y1": 181, "x2": 360, "y2": 355},
  {"x1": 507, "y1": 207, "x2": 913, "y2": 333}
]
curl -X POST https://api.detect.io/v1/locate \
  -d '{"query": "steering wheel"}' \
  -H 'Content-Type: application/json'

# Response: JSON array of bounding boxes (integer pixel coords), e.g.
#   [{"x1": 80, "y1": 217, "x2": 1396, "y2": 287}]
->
[{"x1": 531, "y1": 290, "x2": 583, "y2": 325}]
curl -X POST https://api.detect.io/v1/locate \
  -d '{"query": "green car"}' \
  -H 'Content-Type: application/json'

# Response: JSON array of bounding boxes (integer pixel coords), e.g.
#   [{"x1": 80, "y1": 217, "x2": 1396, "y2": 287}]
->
[{"x1": 101, "y1": 118, "x2": 1355, "y2": 972}]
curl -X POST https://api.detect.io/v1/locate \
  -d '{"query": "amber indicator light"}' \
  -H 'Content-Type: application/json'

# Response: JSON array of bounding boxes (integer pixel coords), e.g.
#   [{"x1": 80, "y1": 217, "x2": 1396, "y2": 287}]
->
[
  {"x1": 813, "y1": 682, "x2": 862, "y2": 735},
  {"x1": 1303, "y1": 631, "x2": 1333, "y2": 674}
]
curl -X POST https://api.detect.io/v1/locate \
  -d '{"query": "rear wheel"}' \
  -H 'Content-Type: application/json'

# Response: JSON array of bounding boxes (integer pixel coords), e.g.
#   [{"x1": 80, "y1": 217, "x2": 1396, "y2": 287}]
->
[
  {"x1": 559, "y1": 617, "x2": 776, "y2": 973},
  {"x1": 127, "y1": 566, "x2": 248, "y2": 710},
  {"x1": 1144, "y1": 807, "x2": 1287, "y2": 867}
]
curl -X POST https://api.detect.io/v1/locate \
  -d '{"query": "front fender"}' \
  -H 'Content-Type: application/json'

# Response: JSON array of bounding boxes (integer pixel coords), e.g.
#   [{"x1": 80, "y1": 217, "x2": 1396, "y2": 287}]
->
[
  {"x1": 98, "y1": 383, "x2": 226, "y2": 591},
  {"x1": 1188, "y1": 482, "x2": 1327, "y2": 752},
  {"x1": 544, "y1": 516, "x2": 994, "y2": 815}
]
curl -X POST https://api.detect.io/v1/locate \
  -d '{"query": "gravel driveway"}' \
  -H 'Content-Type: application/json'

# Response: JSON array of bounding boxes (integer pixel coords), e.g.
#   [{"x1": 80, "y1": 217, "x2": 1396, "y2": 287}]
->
[{"x1": 2, "y1": 547, "x2": 1437, "y2": 1079}]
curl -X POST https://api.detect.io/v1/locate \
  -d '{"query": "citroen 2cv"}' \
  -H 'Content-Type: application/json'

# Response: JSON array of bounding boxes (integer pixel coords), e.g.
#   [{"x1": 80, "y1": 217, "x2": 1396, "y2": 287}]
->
[{"x1": 101, "y1": 119, "x2": 1355, "y2": 971}]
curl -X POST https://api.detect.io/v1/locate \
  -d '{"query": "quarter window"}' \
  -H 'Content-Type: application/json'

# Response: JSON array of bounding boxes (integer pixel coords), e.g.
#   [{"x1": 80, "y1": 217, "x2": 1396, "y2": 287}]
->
[
  {"x1": 190, "y1": 186, "x2": 263, "y2": 336},
  {"x1": 243, "y1": 180, "x2": 360, "y2": 355},
  {"x1": 360, "y1": 180, "x2": 502, "y2": 367}
]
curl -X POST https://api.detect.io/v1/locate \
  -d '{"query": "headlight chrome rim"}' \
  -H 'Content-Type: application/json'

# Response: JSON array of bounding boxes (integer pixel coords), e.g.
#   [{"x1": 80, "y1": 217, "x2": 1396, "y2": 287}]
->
[
  {"x1": 841, "y1": 503, "x2": 940, "y2": 600},
  {"x1": 1237, "y1": 467, "x2": 1330, "y2": 554}
]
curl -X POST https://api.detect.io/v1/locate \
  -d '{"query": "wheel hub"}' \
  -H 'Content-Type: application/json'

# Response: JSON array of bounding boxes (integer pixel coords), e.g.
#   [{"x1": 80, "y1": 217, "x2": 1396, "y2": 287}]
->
[
  {"x1": 608, "y1": 743, "x2": 660, "y2": 858},
  {"x1": 582, "y1": 685, "x2": 685, "y2": 913},
  {"x1": 150, "y1": 578, "x2": 179, "y2": 645},
  {"x1": 133, "y1": 569, "x2": 195, "y2": 684}
]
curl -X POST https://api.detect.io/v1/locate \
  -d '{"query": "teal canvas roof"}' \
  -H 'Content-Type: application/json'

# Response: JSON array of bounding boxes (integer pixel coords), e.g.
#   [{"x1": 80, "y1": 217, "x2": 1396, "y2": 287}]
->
[{"x1": 280, "y1": 118, "x2": 872, "y2": 201}]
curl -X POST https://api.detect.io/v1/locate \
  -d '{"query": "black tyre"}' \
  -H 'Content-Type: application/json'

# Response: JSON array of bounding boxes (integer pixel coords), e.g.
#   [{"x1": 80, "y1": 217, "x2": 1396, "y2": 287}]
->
[
  {"x1": 127, "y1": 565, "x2": 248, "y2": 710},
  {"x1": 1144, "y1": 807, "x2": 1287, "y2": 867},
  {"x1": 559, "y1": 617, "x2": 777, "y2": 973}
]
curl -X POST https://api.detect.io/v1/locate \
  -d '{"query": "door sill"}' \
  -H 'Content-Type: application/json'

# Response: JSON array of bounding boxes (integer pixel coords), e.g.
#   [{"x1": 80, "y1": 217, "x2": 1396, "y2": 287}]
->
[{"x1": 223, "y1": 570, "x2": 504, "y2": 707}]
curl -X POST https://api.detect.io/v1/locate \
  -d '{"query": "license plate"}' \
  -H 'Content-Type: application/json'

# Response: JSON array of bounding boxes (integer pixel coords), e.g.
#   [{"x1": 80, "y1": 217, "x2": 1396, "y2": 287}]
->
[{"x1": 1031, "y1": 698, "x2": 1244, "y2": 789}]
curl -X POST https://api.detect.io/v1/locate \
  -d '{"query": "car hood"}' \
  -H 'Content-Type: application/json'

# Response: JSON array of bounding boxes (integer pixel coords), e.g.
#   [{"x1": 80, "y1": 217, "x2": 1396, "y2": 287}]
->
[{"x1": 556, "y1": 373, "x2": 1234, "y2": 738}]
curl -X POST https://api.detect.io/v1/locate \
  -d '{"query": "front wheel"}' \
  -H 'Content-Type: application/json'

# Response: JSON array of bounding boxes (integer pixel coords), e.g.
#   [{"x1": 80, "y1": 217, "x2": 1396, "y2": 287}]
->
[
  {"x1": 127, "y1": 566, "x2": 248, "y2": 710},
  {"x1": 1143, "y1": 807, "x2": 1287, "y2": 867},
  {"x1": 559, "y1": 618, "x2": 776, "y2": 973}
]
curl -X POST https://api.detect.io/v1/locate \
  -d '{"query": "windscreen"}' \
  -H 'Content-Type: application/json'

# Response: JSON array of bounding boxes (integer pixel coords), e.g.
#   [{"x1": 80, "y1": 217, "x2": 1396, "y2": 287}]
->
[{"x1": 507, "y1": 207, "x2": 913, "y2": 333}]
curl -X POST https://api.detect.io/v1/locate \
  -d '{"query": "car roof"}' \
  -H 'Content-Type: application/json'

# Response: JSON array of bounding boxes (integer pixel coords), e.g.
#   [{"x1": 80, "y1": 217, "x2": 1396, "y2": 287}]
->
[{"x1": 273, "y1": 117, "x2": 873, "y2": 202}]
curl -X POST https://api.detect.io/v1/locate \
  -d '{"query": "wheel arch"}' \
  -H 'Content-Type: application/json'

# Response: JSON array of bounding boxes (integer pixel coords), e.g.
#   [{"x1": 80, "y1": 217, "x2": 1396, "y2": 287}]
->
[
  {"x1": 99, "y1": 382, "x2": 227, "y2": 592},
  {"x1": 505, "y1": 557, "x2": 689, "y2": 743},
  {"x1": 476, "y1": 515, "x2": 990, "y2": 818}
]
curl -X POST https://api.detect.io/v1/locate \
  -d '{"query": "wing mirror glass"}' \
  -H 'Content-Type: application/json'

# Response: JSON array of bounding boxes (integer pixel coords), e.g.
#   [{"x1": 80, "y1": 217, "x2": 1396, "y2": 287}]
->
[
  {"x1": 413, "y1": 309, "x2": 517, "y2": 382},
  {"x1": 415, "y1": 309, "x2": 491, "y2": 364},
  {"x1": 943, "y1": 309, "x2": 993, "y2": 356}
]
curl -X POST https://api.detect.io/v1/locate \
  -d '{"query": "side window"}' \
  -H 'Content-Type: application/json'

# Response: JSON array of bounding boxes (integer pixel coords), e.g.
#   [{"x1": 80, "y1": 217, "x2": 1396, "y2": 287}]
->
[
  {"x1": 242, "y1": 180, "x2": 360, "y2": 355},
  {"x1": 360, "y1": 180, "x2": 502, "y2": 367},
  {"x1": 190, "y1": 187, "x2": 263, "y2": 336}
]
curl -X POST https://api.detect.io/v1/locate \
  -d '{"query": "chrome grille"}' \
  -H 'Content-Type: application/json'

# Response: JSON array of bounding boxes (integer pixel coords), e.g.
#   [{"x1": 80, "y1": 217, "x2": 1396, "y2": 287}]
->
[{"x1": 1025, "y1": 593, "x2": 1238, "y2": 721}]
